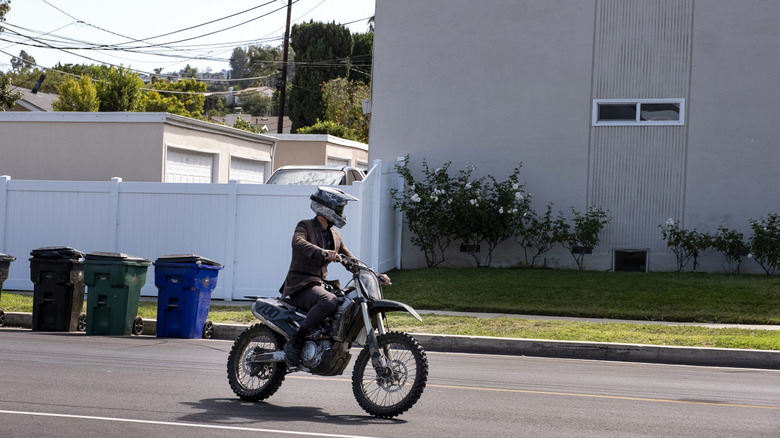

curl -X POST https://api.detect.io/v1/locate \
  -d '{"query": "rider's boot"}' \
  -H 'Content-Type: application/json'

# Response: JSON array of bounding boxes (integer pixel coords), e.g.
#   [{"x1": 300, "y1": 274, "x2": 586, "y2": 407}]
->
[{"x1": 285, "y1": 327, "x2": 309, "y2": 366}]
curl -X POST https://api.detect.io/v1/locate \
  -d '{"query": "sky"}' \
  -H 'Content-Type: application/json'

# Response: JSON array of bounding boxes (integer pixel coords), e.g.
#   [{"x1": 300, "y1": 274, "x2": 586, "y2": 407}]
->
[{"x1": 0, "y1": 0, "x2": 375, "y2": 75}]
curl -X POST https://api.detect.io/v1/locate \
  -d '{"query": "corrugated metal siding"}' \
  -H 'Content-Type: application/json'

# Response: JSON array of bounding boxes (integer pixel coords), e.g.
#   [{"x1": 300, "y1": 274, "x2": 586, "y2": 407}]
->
[{"x1": 589, "y1": 0, "x2": 694, "y2": 254}]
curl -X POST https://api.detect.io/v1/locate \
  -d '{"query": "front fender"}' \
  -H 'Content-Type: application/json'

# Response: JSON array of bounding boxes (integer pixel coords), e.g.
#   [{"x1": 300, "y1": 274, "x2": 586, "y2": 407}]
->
[{"x1": 368, "y1": 299, "x2": 423, "y2": 322}]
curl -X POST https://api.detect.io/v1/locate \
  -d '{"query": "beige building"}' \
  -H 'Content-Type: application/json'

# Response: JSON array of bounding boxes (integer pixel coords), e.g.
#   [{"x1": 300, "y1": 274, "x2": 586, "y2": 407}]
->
[
  {"x1": 264, "y1": 134, "x2": 369, "y2": 171},
  {"x1": 0, "y1": 112, "x2": 275, "y2": 183},
  {"x1": 370, "y1": 0, "x2": 780, "y2": 272},
  {"x1": 0, "y1": 112, "x2": 370, "y2": 184}
]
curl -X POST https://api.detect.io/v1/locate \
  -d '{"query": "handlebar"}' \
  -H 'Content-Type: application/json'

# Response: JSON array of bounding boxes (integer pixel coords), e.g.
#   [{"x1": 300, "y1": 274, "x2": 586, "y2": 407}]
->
[{"x1": 340, "y1": 256, "x2": 391, "y2": 285}]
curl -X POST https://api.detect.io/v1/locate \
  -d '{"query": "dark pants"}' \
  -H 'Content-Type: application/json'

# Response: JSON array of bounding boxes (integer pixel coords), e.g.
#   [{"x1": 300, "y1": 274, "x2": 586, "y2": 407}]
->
[{"x1": 288, "y1": 284, "x2": 339, "y2": 332}]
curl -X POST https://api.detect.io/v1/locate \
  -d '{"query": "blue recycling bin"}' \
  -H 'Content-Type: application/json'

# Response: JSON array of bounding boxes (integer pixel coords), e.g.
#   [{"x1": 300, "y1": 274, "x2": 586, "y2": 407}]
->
[{"x1": 154, "y1": 254, "x2": 222, "y2": 339}]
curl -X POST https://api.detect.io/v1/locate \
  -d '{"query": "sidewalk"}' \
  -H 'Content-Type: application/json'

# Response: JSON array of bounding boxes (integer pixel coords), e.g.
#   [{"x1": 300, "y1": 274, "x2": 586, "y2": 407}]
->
[
  {"x1": 2, "y1": 310, "x2": 779, "y2": 370},
  {"x1": 415, "y1": 309, "x2": 780, "y2": 331}
]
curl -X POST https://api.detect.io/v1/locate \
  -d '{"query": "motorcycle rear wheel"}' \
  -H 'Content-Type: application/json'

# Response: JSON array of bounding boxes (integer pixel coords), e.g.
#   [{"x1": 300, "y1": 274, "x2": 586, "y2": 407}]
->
[
  {"x1": 227, "y1": 324, "x2": 286, "y2": 401},
  {"x1": 352, "y1": 331, "x2": 428, "y2": 418}
]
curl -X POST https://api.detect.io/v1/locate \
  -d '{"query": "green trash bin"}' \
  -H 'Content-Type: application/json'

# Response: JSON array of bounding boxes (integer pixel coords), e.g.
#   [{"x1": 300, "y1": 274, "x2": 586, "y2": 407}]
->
[{"x1": 84, "y1": 252, "x2": 151, "y2": 336}]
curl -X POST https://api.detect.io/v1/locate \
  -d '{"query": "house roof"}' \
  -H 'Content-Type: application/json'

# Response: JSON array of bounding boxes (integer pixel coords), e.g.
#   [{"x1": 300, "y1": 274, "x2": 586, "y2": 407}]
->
[
  {"x1": 263, "y1": 133, "x2": 368, "y2": 150},
  {"x1": 0, "y1": 112, "x2": 276, "y2": 145},
  {"x1": 9, "y1": 87, "x2": 57, "y2": 112}
]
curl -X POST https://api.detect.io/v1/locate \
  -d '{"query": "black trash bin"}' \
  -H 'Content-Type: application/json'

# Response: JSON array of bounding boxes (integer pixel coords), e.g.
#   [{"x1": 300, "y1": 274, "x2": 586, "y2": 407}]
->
[
  {"x1": 30, "y1": 246, "x2": 86, "y2": 332},
  {"x1": 0, "y1": 252, "x2": 16, "y2": 327}
]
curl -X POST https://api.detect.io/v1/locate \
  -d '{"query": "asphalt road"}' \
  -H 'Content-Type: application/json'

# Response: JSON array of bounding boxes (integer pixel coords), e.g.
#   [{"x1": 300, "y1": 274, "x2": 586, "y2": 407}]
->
[{"x1": 1, "y1": 330, "x2": 779, "y2": 438}]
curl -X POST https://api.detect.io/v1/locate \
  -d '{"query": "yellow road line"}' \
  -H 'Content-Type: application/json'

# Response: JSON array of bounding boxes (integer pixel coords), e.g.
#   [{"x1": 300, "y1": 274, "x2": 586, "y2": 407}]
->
[
  {"x1": 289, "y1": 376, "x2": 780, "y2": 410},
  {"x1": 425, "y1": 383, "x2": 780, "y2": 410}
]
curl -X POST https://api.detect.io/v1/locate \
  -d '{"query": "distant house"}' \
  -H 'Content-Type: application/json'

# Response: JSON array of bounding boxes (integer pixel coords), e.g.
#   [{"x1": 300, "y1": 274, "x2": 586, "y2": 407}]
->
[
  {"x1": 0, "y1": 112, "x2": 274, "y2": 183},
  {"x1": 264, "y1": 134, "x2": 369, "y2": 172},
  {"x1": 8, "y1": 87, "x2": 56, "y2": 112},
  {"x1": 369, "y1": 0, "x2": 780, "y2": 272},
  {"x1": 0, "y1": 112, "x2": 370, "y2": 184}
]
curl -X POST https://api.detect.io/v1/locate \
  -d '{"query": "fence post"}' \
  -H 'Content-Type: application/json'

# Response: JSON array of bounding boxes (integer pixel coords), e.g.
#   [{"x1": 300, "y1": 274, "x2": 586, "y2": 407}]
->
[
  {"x1": 370, "y1": 159, "x2": 383, "y2": 270},
  {"x1": 108, "y1": 177, "x2": 122, "y2": 252},
  {"x1": 395, "y1": 157, "x2": 405, "y2": 269},
  {"x1": 222, "y1": 180, "x2": 239, "y2": 301},
  {"x1": 0, "y1": 175, "x2": 9, "y2": 251}
]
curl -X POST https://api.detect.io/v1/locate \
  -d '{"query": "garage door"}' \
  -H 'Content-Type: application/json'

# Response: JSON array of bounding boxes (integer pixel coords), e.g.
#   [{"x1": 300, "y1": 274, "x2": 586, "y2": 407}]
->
[
  {"x1": 230, "y1": 157, "x2": 267, "y2": 184},
  {"x1": 165, "y1": 148, "x2": 214, "y2": 183}
]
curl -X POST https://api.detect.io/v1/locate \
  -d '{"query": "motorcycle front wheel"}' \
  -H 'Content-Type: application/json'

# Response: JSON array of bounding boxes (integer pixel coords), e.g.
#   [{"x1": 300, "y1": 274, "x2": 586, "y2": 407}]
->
[
  {"x1": 352, "y1": 331, "x2": 429, "y2": 418},
  {"x1": 227, "y1": 324, "x2": 286, "y2": 401}
]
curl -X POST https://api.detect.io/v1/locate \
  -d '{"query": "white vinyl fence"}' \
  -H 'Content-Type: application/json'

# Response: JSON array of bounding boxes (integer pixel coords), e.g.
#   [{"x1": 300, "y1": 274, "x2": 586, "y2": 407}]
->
[{"x1": 0, "y1": 160, "x2": 402, "y2": 301}]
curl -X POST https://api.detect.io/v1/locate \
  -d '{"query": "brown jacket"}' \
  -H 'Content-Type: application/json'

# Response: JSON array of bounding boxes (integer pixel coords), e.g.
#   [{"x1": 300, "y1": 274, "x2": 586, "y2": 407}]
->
[{"x1": 279, "y1": 217, "x2": 354, "y2": 298}]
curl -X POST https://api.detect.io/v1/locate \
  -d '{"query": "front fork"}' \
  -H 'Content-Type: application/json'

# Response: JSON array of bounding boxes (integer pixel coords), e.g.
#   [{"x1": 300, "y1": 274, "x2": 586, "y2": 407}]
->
[{"x1": 359, "y1": 300, "x2": 395, "y2": 379}]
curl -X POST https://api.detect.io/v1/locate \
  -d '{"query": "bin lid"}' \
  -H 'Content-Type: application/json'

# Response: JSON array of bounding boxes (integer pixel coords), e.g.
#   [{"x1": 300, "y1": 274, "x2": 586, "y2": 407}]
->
[
  {"x1": 0, "y1": 253, "x2": 16, "y2": 262},
  {"x1": 154, "y1": 254, "x2": 223, "y2": 267},
  {"x1": 85, "y1": 251, "x2": 151, "y2": 264},
  {"x1": 30, "y1": 246, "x2": 84, "y2": 260}
]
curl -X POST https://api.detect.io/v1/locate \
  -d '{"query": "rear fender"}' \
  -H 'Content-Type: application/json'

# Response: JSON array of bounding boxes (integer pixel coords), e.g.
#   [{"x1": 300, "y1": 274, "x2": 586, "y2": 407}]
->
[{"x1": 252, "y1": 297, "x2": 304, "y2": 338}]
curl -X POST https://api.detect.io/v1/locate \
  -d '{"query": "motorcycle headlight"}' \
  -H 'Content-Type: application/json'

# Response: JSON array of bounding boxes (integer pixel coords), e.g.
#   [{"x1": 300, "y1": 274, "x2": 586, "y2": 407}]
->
[{"x1": 359, "y1": 270, "x2": 382, "y2": 300}]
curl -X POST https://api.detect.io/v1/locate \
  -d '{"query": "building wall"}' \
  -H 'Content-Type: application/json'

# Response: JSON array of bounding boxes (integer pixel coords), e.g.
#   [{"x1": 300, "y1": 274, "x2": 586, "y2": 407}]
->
[
  {"x1": 0, "y1": 113, "x2": 165, "y2": 181},
  {"x1": 267, "y1": 134, "x2": 369, "y2": 170},
  {"x1": 588, "y1": 0, "x2": 693, "y2": 253},
  {"x1": 0, "y1": 113, "x2": 274, "y2": 183},
  {"x1": 370, "y1": 0, "x2": 780, "y2": 271},
  {"x1": 161, "y1": 120, "x2": 273, "y2": 183}
]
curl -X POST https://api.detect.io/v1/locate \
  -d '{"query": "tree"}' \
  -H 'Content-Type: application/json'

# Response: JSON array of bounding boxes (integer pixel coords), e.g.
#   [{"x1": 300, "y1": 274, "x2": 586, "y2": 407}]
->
[
  {"x1": 230, "y1": 47, "x2": 249, "y2": 81},
  {"x1": 350, "y1": 32, "x2": 373, "y2": 85},
  {"x1": 296, "y1": 119, "x2": 360, "y2": 141},
  {"x1": 0, "y1": 0, "x2": 8, "y2": 23},
  {"x1": 180, "y1": 64, "x2": 198, "y2": 79},
  {"x1": 288, "y1": 21, "x2": 352, "y2": 132},
  {"x1": 11, "y1": 50, "x2": 36, "y2": 72},
  {"x1": 140, "y1": 78, "x2": 207, "y2": 117},
  {"x1": 96, "y1": 66, "x2": 144, "y2": 112},
  {"x1": 52, "y1": 74, "x2": 99, "y2": 111},
  {"x1": 319, "y1": 77, "x2": 370, "y2": 142},
  {"x1": 2, "y1": 68, "x2": 68, "y2": 94},
  {"x1": 0, "y1": 74, "x2": 23, "y2": 110},
  {"x1": 246, "y1": 45, "x2": 284, "y2": 85},
  {"x1": 239, "y1": 91, "x2": 274, "y2": 116}
]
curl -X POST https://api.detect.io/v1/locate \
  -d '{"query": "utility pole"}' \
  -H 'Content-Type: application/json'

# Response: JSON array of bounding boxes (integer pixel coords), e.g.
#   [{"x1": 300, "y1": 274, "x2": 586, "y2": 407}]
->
[{"x1": 277, "y1": 0, "x2": 292, "y2": 134}]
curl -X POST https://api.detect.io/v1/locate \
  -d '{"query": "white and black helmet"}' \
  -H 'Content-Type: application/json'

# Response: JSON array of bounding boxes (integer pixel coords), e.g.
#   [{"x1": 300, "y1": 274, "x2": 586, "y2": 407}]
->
[{"x1": 310, "y1": 186, "x2": 358, "y2": 228}]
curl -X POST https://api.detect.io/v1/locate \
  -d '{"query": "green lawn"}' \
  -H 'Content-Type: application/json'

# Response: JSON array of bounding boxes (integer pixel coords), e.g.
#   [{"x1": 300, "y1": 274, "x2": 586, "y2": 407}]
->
[{"x1": 2, "y1": 268, "x2": 779, "y2": 350}]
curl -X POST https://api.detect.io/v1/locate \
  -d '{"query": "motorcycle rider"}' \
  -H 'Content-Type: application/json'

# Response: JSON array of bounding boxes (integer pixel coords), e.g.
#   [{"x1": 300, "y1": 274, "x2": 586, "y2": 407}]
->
[{"x1": 279, "y1": 186, "x2": 390, "y2": 366}]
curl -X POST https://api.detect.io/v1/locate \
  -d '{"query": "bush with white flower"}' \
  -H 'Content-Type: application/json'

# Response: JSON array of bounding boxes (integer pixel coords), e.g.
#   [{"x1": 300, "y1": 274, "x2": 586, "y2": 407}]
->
[
  {"x1": 448, "y1": 165, "x2": 527, "y2": 267},
  {"x1": 659, "y1": 219, "x2": 711, "y2": 273},
  {"x1": 514, "y1": 202, "x2": 555, "y2": 267},
  {"x1": 552, "y1": 205, "x2": 611, "y2": 270},
  {"x1": 748, "y1": 213, "x2": 780, "y2": 275},
  {"x1": 711, "y1": 226, "x2": 748, "y2": 274},
  {"x1": 392, "y1": 156, "x2": 456, "y2": 267}
]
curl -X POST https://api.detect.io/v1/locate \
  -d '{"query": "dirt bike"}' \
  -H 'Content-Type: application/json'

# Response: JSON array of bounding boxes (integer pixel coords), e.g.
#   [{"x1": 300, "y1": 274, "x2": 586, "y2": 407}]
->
[{"x1": 226, "y1": 255, "x2": 428, "y2": 418}]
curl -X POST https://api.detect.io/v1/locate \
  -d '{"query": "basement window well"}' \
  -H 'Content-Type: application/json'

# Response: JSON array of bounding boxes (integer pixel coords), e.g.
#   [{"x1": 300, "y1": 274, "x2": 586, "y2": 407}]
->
[
  {"x1": 614, "y1": 250, "x2": 648, "y2": 272},
  {"x1": 593, "y1": 99, "x2": 684, "y2": 126}
]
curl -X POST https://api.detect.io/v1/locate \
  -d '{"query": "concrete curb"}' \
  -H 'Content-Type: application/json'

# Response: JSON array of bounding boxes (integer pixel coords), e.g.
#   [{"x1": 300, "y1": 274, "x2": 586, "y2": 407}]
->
[{"x1": 2, "y1": 312, "x2": 778, "y2": 370}]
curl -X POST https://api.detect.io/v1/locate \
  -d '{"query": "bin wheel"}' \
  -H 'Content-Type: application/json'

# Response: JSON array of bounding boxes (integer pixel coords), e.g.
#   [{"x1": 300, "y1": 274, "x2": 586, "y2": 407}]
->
[
  {"x1": 0, "y1": 310, "x2": 5, "y2": 327},
  {"x1": 77, "y1": 314, "x2": 87, "y2": 332},
  {"x1": 202, "y1": 320, "x2": 214, "y2": 339},
  {"x1": 132, "y1": 317, "x2": 144, "y2": 336}
]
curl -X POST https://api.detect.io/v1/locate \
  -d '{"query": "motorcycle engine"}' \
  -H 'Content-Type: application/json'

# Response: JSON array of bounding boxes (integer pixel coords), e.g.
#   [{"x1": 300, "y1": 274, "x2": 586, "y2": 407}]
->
[{"x1": 301, "y1": 340, "x2": 331, "y2": 368}]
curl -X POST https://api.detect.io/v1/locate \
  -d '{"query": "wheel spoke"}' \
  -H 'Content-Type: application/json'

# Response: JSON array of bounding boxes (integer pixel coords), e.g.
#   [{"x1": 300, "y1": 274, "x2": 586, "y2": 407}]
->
[{"x1": 352, "y1": 332, "x2": 428, "y2": 418}]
